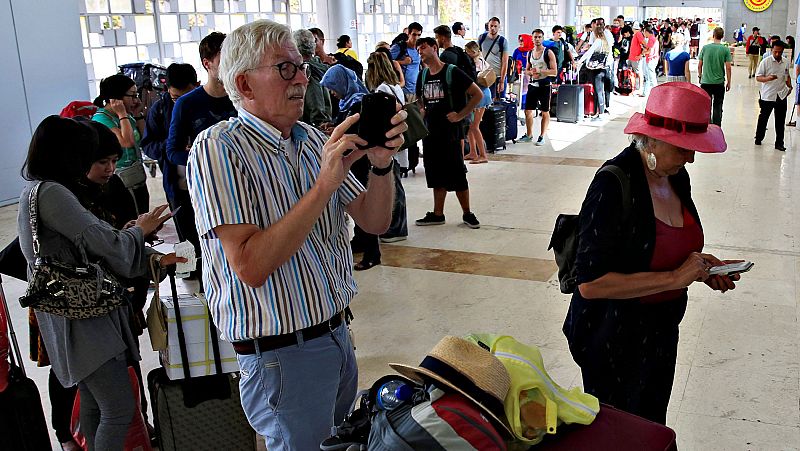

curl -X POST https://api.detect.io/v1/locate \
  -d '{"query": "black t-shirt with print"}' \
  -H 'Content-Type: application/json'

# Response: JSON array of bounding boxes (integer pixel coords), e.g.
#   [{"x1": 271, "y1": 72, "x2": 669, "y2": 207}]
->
[{"x1": 415, "y1": 64, "x2": 473, "y2": 128}]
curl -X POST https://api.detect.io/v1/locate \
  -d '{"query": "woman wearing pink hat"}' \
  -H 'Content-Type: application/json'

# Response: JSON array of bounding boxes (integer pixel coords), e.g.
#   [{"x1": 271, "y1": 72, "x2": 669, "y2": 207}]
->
[{"x1": 563, "y1": 82, "x2": 744, "y2": 424}]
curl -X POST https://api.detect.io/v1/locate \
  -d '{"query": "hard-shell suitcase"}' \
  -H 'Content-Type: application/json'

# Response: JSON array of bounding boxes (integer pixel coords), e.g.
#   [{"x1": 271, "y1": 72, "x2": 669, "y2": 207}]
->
[
  {"x1": 582, "y1": 83, "x2": 596, "y2": 116},
  {"x1": 148, "y1": 272, "x2": 257, "y2": 451},
  {"x1": 537, "y1": 403, "x2": 677, "y2": 450},
  {"x1": 0, "y1": 276, "x2": 51, "y2": 451},
  {"x1": 555, "y1": 84, "x2": 584, "y2": 124},
  {"x1": 480, "y1": 104, "x2": 506, "y2": 152},
  {"x1": 495, "y1": 99, "x2": 518, "y2": 142}
]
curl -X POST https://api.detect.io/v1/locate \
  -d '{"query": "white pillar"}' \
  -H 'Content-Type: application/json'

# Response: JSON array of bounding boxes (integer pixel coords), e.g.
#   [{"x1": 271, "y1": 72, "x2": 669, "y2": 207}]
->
[
  {"x1": 326, "y1": 0, "x2": 359, "y2": 57},
  {"x1": 565, "y1": 0, "x2": 577, "y2": 28}
]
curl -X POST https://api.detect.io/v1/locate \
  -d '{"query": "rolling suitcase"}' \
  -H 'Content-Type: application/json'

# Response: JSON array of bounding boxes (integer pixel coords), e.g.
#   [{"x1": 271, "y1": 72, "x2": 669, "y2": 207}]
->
[
  {"x1": 495, "y1": 99, "x2": 518, "y2": 142},
  {"x1": 480, "y1": 104, "x2": 506, "y2": 152},
  {"x1": 555, "y1": 84, "x2": 584, "y2": 124},
  {"x1": 615, "y1": 68, "x2": 634, "y2": 95},
  {"x1": 148, "y1": 272, "x2": 257, "y2": 451},
  {"x1": 0, "y1": 276, "x2": 52, "y2": 451},
  {"x1": 582, "y1": 83, "x2": 596, "y2": 116}
]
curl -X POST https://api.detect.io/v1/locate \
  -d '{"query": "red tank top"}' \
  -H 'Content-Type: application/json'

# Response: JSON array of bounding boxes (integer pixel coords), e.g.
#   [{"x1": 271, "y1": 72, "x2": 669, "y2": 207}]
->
[{"x1": 640, "y1": 206, "x2": 704, "y2": 303}]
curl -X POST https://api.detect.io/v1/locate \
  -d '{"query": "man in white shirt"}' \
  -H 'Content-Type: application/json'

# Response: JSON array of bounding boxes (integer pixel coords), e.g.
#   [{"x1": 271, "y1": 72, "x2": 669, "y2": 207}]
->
[
  {"x1": 452, "y1": 21, "x2": 468, "y2": 48},
  {"x1": 755, "y1": 41, "x2": 793, "y2": 151}
]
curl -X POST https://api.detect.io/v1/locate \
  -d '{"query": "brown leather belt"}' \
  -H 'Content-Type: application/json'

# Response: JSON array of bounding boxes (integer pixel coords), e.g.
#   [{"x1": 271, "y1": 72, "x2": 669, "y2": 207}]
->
[{"x1": 232, "y1": 309, "x2": 348, "y2": 355}]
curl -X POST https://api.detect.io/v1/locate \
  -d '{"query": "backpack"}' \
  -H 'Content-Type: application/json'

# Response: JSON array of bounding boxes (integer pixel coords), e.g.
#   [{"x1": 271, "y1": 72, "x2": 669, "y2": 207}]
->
[
  {"x1": 444, "y1": 46, "x2": 477, "y2": 81},
  {"x1": 332, "y1": 52, "x2": 364, "y2": 80},
  {"x1": 321, "y1": 376, "x2": 506, "y2": 451},
  {"x1": 60, "y1": 101, "x2": 98, "y2": 119},
  {"x1": 368, "y1": 388, "x2": 507, "y2": 450},
  {"x1": 420, "y1": 65, "x2": 457, "y2": 111},
  {"x1": 547, "y1": 165, "x2": 631, "y2": 294},
  {"x1": 478, "y1": 33, "x2": 507, "y2": 61}
]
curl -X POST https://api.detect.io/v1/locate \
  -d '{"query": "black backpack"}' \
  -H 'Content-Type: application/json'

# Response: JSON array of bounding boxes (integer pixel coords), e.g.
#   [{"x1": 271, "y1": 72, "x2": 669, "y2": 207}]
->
[
  {"x1": 443, "y1": 46, "x2": 477, "y2": 81},
  {"x1": 332, "y1": 52, "x2": 364, "y2": 81},
  {"x1": 548, "y1": 165, "x2": 631, "y2": 294}
]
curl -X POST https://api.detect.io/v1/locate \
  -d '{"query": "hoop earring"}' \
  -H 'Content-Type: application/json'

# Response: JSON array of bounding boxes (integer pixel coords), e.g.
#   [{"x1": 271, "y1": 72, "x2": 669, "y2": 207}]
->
[{"x1": 646, "y1": 152, "x2": 657, "y2": 171}]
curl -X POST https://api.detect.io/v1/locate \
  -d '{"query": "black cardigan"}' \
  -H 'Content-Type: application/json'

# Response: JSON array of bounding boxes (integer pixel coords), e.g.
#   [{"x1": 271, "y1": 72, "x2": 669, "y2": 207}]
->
[{"x1": 563, "y1": 145, "x2": 703, "y2": 363}]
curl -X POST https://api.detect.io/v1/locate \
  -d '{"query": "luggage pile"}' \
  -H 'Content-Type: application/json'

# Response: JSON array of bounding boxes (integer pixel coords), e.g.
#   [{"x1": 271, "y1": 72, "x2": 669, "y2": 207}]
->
[{"x1": 322, "y1": 334, "x2": 676, "y2": 450}]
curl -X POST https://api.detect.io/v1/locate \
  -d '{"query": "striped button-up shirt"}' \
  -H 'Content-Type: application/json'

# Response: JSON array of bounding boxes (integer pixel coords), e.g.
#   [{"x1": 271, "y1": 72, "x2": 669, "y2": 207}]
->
[{"x1": 187, "y1": 108, "x2": 365, "y2": 341}]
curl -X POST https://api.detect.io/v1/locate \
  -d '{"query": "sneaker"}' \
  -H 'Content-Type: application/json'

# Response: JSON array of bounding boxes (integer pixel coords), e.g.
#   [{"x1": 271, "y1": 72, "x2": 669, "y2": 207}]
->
[
  {"x1": 379, "y1": 235, "x2": 408, "y2": 243},
  {"x1": 535, "y1": 136, "x2": 545, "y2": 146},
  {"x1": 415, "y1": 212, "x2": 445, "y2": 226},
  {"x1": 518, "y1": 135, "x2": 533, "y2": 143},
  {"x1": 462, "y1": 212, "x2": 480, "y2": 229},
  {"x1": 775, "y1": 144, "x2": 786, "y2": 151}
]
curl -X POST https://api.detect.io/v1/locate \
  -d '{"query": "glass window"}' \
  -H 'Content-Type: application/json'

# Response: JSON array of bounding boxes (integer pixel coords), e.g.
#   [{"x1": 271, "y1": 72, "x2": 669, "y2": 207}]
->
[
  {"x1": 274, "y1": 0, "x2": 286, "y2": 13},
  {"x1": 85, "y1": 0, "x2": 109, "y2": 14},
  {"x1": 178, "y1": 0, "x2": 195, "y2": 12},
  {"x1": 213, "y1": 14, "x2": 231, "y2": 32},
  {"x1": 273, "y1": 13, "x2": 287, "y2": 25},
  {"x1": 109, "y1": 0, "x2": 132, "y2": 13},
  {"x1": 160, "y1": 14, "x2": 180, "y2": 41},
  {"x1": 301, "y1": 0, "x2": 312, "y2": 12},
  {"x1": 290, "y1": 14, "x2": 301, "y2": 30},
  {"x1": 137, "y1": 45, "x2": 150, "y2": 60},
  {"x1": 91, "y1": 47, "x2": 118, "y2": 79},
  {"x1": 260, "y1": 0, "x2": 273, "y2": 12},
  {"x1": 245, "y1": 0, "x2": 259, "y2": 11},
  {"x1": 115, "y1": 45, "x2": 138, "y2": 65},
  {"x1": 289, "y1": 0, "x2": 299, "y2": 13},
  {"x1": 196, "y1": 0, "x2": 212, "y2": 11},
  {"x1": 135, "y1": 15, "x2": 157, "y2": 43},
  {"x1": 230, "y1": 13, "x2": 246, "y2": 29}
]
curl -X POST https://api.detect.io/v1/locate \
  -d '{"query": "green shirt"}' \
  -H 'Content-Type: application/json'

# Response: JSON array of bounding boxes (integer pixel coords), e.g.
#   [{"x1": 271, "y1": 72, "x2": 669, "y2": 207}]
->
[
  {"x1": 91, "y1": 108, "x2": 141, "y2": 169},
  {"x1": 698, "y1": 43, "x2": 732, "y2": 85}
]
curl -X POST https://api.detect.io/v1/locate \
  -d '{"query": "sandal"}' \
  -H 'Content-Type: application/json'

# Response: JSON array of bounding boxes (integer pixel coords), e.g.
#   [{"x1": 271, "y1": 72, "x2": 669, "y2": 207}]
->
[{"x1": 354, "y1": 259, "x2": 381, "y2": 271}]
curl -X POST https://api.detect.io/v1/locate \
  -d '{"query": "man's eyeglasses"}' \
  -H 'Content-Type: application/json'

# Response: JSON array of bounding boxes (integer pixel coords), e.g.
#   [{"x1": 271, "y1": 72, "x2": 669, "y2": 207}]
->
[{"x1": 250, "y1": 61, "x2": 309, "y2": 81}]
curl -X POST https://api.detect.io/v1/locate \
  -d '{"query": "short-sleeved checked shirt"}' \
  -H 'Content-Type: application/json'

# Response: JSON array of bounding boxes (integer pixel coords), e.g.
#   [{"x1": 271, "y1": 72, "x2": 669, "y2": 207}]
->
[{"x1": 187, "y1": 108, "x2": 365, "y2": 341}]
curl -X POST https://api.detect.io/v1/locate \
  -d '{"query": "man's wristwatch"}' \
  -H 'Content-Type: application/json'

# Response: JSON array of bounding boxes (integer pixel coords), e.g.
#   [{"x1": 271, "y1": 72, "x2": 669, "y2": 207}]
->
[{"x1": 371, "y1": 160, "x2": 394, "y2": 176}]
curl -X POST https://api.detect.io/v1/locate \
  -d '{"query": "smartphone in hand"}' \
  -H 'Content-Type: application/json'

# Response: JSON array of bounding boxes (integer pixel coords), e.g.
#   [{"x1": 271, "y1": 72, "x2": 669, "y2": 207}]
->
[
  {"x1": 708, "y1": 261, "x2": 754, "y2": 276},
  {"x1": 358, "y1": 92, "x2": 397, "y2": 149}
]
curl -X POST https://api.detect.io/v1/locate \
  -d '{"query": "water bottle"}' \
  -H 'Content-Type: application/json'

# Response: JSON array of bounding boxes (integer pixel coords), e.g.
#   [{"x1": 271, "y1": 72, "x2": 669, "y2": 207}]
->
[{"x1": 376, "y1": 380, "x2": 412, "y2": 410}]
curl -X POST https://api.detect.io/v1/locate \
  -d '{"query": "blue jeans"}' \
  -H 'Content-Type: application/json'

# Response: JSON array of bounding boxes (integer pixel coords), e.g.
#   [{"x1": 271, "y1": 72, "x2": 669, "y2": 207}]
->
[
  {"x1": 236, "y1": 320, "x2": 358, "y2": 450},
  {"x1": 643, "y1": 58, "x2": 658, "y2": 96}
]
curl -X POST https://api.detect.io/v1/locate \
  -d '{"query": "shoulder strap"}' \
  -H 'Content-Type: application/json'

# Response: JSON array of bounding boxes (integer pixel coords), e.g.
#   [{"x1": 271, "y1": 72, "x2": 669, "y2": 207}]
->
[
  {"x1": 483, "y1": 34, "x2": 499, "y2": 59},
  {"x1": 597, "y1": 165, "x2": 631, "y2": 222},
  {"x1": 445, "y1": 65, "x2": 455, "y2": 111},
  {"x1": 28, "y1": 182, "x2": 44, "y2": 260},
  {"x1": 168, "y1": 271, "x2": 192, "y2": 380},
  {"x1": 420, "y1": 67, "x2": 429, "y2": 99}
]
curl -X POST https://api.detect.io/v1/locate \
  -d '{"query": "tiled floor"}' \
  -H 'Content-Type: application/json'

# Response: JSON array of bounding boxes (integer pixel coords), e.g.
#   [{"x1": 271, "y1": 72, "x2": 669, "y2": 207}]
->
[{"x1": 2, "y1": 64, "x2": 798, "y2": 449}]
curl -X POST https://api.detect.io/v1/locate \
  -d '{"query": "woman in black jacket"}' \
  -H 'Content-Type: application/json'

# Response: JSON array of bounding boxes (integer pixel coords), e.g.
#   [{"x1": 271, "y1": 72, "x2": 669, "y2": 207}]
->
[{"x1": 563, "y1": 82, "x2": 744, "y2": 424}]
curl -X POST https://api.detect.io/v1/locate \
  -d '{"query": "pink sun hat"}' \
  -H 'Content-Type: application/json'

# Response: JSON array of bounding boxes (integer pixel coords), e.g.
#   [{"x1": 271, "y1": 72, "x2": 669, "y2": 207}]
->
[{"x1": 624, "y1": 82, "x2": 727, "y2": 153}]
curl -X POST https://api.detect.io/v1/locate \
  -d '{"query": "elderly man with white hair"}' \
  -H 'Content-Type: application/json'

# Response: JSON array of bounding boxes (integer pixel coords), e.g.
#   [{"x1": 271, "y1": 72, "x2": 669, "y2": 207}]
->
[{"x1": 186, "y1": 20, "x2": 407, "y2": 449}]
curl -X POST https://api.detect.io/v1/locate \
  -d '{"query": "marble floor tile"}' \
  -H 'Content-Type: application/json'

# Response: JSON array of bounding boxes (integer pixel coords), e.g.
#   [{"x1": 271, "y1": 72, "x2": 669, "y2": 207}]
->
[
  {"x1": 680, "y1": 366, "x2": 800, "y2": 426},
  {"x1": 673, "y1": 413, "x2": 800, "y2": 451}
]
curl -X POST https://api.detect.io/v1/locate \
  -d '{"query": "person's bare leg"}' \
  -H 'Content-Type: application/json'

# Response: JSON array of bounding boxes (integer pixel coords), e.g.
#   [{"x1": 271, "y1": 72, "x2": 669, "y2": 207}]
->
[
  {"x1": 540, "y1": 112, "x2": 550, "y2": 137},
  {"x1": 525, "y1": 110, "x2": 534, "y2": 137},
  {"x1": 473, "y1": 107, "x2": 488, "y2": 162},
  {"x1": 455, "y1": 189, "x2": 471, "y2": 213},
  {"x1": 465, "y1": 127, "x2": 478, "y2": 160},
  {"x1": 433, "y1": 188, "x2": 447, "y2": 216}
]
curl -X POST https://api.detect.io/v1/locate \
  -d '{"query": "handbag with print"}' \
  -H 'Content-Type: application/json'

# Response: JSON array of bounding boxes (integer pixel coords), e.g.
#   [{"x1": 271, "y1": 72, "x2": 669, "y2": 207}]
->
[{"x1": 19, "y1": 182, "x2": 129, "y2": 319}]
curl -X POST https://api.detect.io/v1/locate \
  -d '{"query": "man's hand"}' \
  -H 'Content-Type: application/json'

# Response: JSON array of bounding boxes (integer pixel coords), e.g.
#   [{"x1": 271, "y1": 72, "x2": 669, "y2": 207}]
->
[
  {"x1": 365, "y1": 106, "x2": 408, "y2": 169},
  {"x1": 497, "y1": 79, "x2": 506, "y2": 95},
  {"x1": 725, "y1": 81, "x2": 731, "y2": 92},
  {"x1": 318, "y1": 115, "x2": 368, "y2": 195}
]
